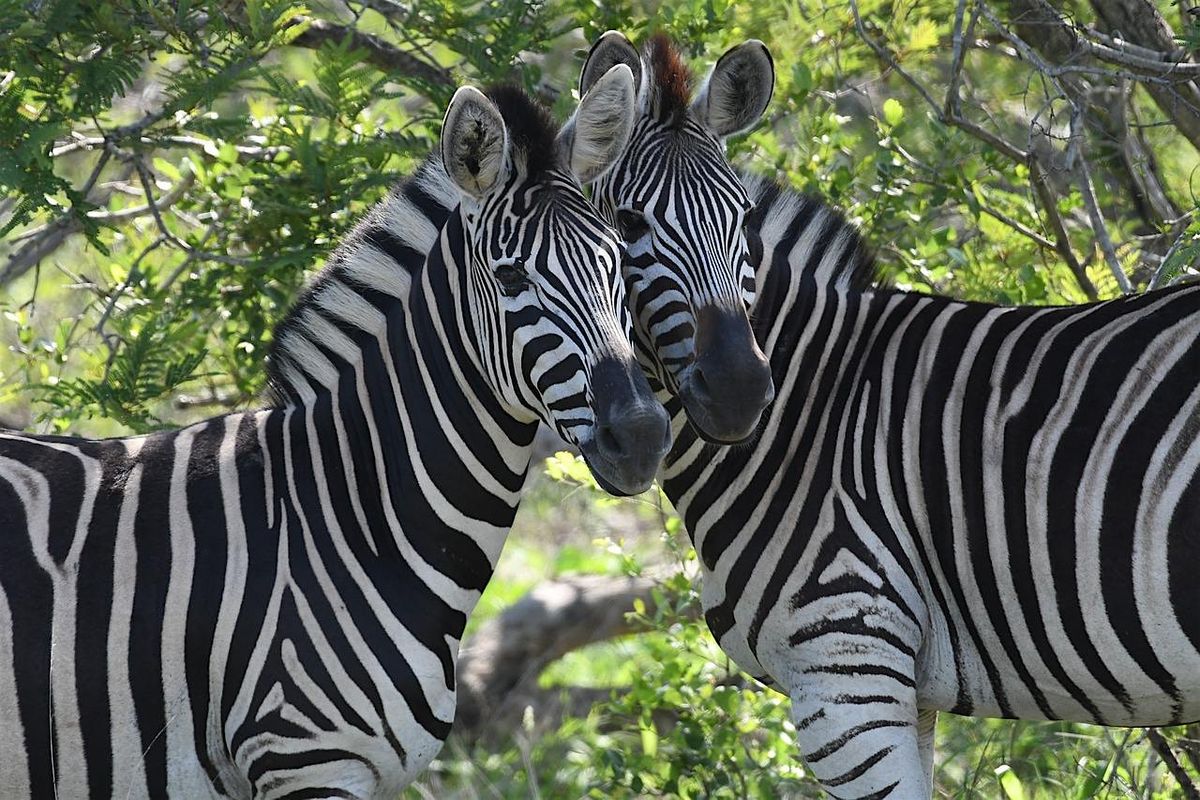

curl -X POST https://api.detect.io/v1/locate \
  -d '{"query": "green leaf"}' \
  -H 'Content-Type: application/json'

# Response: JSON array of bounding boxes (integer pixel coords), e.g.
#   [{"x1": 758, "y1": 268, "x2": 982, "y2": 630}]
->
[
  {"x1": 882, "y1": 98, "x2": 905, "y2": 127},
  {"x1": 907, "y1": 18, "x2": 939, "y2": 52},
  {"x1": 995, "y1": 765, "x2": 1026, "y2": 800}
]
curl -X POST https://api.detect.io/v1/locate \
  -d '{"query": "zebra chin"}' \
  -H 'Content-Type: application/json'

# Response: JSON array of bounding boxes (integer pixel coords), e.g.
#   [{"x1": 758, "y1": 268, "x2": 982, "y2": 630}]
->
[{"x1": 575, "y1": 356, "x2": 672, "y2": 496}]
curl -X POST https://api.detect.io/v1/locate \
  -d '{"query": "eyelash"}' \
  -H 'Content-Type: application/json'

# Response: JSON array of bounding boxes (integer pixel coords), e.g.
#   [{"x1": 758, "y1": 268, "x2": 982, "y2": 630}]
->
[{"x1": 493, "y1": 258, "x2": 529, "y2": 296}]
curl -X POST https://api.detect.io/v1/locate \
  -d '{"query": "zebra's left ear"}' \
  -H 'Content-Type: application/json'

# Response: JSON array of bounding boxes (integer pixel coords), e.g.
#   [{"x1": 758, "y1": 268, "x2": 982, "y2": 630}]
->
[
  {"x1": 557, "y1": 63, "x2": 636, "y2": 185},
  {"x1": 692, "y1": 40, "x2": 774, "y2": 139}
]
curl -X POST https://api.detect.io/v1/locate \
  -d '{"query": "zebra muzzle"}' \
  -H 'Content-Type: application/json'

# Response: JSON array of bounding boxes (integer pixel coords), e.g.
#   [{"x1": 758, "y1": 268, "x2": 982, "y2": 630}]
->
[{"x1": 579, "y1": 356, "x2": 672, "y2": 496}]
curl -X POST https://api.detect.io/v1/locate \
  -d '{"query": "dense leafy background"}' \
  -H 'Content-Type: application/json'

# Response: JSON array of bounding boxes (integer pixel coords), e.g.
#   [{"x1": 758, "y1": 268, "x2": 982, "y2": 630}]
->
[{"x1": 2, "y1": 0, "x2": 1199, "y2": 796}]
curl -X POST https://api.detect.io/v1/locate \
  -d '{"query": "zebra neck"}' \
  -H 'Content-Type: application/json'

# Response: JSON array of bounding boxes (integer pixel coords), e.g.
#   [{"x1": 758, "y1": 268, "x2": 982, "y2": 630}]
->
[
  {"x1": 659, "y1": 277, "x2": 873, "y2": 563},
  {"x1": 268, "y1": 214, "x2": 537, "y2": 626}
]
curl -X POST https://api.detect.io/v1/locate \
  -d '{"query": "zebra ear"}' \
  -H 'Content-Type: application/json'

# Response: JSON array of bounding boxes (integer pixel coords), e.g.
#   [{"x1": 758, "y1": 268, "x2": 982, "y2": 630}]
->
[
  {"x1": 558, "y1": 63, "x2": 636, "y2": 185},
  {"x1": 692, "y1": 40, "x2": 774, "y2": 138},
  {"x1": 580, "y1": 30, "x2": 641, "y2": 97},
  {"x1": 441, "y1": 85, "x2": 509, "y2": 199}
]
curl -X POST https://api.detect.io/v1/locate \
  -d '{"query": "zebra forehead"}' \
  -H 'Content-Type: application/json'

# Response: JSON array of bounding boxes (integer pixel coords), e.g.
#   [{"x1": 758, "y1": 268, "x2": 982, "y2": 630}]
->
[
  {"x1": 617, "y1": 136, "x2": 747, "y2": 206},
  {"x1": 491, "y1": 186, "x2": 616, "y2": 250}
]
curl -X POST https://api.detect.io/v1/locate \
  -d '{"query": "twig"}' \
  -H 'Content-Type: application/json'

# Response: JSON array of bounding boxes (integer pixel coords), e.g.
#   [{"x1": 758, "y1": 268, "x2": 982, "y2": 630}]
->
[
  {"x1": 850, "y1": 0, "x2": 1106, "y2": 300},
  {"x1": 1150, "y1": 220, "x2": 1200, "y2": 289},
  {"x1": 979, "y1": 204, "x2": 1056, "y2": 249},
  {"x1": 945, "y1": 0, "x2": 976, "y2": 118},
  {"x1": 850, "y1": 0, "x2": 1029, "y2": 162},
  {"x1": 1029, "y1": 160, "x2": 1099, "y2": 300},
  {"x1": 129, "y1": 156, "x2": 251, "y2": 268},
  {"x1": 94, "y1": 236, "x2": 167, "y2": 343},
  {"x1": 358, "y1": 0, "x2": 413, "y2": 22},
  {"x1": 85, "y1": 171, "x2": 195, "y2": 225},
  {"x1": 1, "y1": 160, "x2": 136, "y2": 286},
  {"x1": 1147, "y1": 729, "x2": 1200, "y2": 800},
  {"x1": 1068, "y1": 107, "x2": 1133, "y2": 293}
]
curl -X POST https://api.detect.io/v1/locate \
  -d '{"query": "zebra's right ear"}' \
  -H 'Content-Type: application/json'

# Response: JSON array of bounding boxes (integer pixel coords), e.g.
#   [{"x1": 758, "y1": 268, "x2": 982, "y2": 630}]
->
[
  {"x1": 441, "y1": 86, "x2": 509, "y2": 199},
  {"x1": 580, "y1": 30, "x2": 641, "y2": 97},
  {"x1": 692, "y1": 40, "x2": 774, "y2": 138}
]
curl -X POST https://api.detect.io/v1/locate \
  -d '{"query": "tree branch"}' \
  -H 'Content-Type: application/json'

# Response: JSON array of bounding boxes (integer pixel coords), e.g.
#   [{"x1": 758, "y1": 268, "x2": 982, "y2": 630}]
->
[
  {"x1": 1147, "y1": 728, "x2": 1200, "y2": 800},
  {"x1": 1030, "y1": 160, "x2": 1100, "y2": 300},
  {"x1": 851, "y1": 0, "x2": 1108, "y2": 299},
  {"x1": 1067, "y1": 106, "x2": 1134, "y2": 292},
  {"x1": 288, "y1": 17, "x2": 453, "y2": 89},
  {"x1": 1088, "y1": 0, "x2": 1200, "y2": 153},
  {"x1": 454, "y1": 570, "x2": 697, "y2": 742}
]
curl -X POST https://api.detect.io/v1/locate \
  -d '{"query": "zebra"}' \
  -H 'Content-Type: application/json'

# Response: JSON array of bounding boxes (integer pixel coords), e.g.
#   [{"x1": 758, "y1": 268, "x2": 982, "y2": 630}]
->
[
  {"x1": 582, "y1": 32, "x2": 776, "y2": 445},
  {"x1": 0, "y1": 69, "x2": 672, "y2": 799},
  {"x1": 583, "y1": 33, "x2": 1200, "y2": 799}
]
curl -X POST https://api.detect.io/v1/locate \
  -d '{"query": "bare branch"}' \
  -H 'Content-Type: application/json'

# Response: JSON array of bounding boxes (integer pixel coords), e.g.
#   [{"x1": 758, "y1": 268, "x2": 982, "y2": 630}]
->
[
  {"x1": 1, "y1": 159, "x2": 134, "y2": 286},
  {"x1": 89, "y1": 171, "x2": 195, "y2": 224},
  {"x1": 979, "y1": 204, "x2": 1056, "y2": 250},
  {"x1": 1068, "y1": 107, "x2": 1134, "y2": 292},
  {"x1": 1030, "y1": 160, "x2": 1100, "y2": 300},
  {"x1": 946, "y1": 0, "x2": 977, "y2": 118},
  {"x1": 851, "y1": 0, "x2": 1107, "y2": 299},
  {"x1": 1087, "y1": 0, "x2": 1200, "y2": 153},
  {"x1": 357, "y1": 0, "x2": 413, "y2": 23},
  {"x1": 849, "y1": 0, "x2": 1029, "y2": 162},
  {"x1": 1147, "y1": 729, "x2": 1200, "y2": 800},
  {"x1": 454, "y1": 570, "x2": 697, "y2": 741}
]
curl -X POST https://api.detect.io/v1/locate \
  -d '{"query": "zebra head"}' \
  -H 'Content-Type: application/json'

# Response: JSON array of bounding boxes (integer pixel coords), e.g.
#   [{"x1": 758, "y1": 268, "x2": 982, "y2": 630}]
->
[
  {"x1": 440, "y1": 70, "x2": 670, "y2": 495},
  {"x1": 581, "y1": 32, "x2": 776, "y2": 445}
]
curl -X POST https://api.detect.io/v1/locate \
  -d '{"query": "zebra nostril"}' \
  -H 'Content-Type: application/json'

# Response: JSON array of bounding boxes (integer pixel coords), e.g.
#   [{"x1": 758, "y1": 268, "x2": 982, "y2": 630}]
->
[
  {"x1": 690, "y1": 364, "x2": 711, "y2": 398},
  {"x1": 597, "y1": 424, "x2": 622, "y2": 459}
]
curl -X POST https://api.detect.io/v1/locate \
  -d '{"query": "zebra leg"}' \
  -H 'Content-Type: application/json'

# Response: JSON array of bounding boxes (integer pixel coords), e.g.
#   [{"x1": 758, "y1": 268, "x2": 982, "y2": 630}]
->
[
  {"x1": 916, "y1": 708, "x2": 937, "y2": 791},
  {"x1": 787, "y1": 677, "x2": 929, "y2": 799}
]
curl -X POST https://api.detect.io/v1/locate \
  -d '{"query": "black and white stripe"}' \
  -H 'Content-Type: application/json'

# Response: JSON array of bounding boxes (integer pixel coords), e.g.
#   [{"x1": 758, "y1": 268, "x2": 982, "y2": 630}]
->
[
  {"x1": 580, "y1": 33, "x2": 776, "y2": 444},
  {"x1": 660, "y1": 172, "x2": 1200, "y2": 798},
  {"x1": 581, "y1": 31, "x2": 1200, "y2": 799},
  {"x1": 0, "y1": 77, "x2": 666, "y2": 799}
]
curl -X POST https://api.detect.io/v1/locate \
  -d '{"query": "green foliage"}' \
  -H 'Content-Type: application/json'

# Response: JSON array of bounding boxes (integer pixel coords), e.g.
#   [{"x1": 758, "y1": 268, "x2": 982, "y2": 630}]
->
[
  {"x1": 4, "y1": 2, "x2": 1200, "y2": 797},
  {"x1": 584, "y1": 573, "x2": 808, "y2": 799}
]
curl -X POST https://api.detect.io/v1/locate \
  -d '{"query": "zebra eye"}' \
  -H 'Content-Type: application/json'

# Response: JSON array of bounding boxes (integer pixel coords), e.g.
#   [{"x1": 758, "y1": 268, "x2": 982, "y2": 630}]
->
[
  {"x1": 493, "y1": 260, "x2": 529, "y2": 297},
  {"x1": 616, "y1": 209, "x2": 651, "y2": 243}
]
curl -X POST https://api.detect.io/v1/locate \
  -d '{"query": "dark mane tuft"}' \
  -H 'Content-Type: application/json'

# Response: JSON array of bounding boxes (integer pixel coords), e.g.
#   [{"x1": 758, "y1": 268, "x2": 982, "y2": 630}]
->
[
  {"x1": 743, "y1": 171, "x2": 884, "y2": 292},
  {"x1": 485, "y1": 84, "x2": 561, "y2": 178},
  {"x1": 645, "y1": 33, "x2": 693, "y2": 124}
]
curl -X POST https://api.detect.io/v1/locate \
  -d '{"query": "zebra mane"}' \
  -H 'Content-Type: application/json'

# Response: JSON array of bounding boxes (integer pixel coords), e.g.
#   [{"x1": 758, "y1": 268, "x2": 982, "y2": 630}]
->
[
  {"x1": 643, "y1": 33, "x2": 693, "y2": 125},
  {"x1": 263, "y1": 86, "x2": 566, "y2": 405},
  {"x1": 264, "y1": 158, "x2": 460, "y2": 404},
  {"x1": 484, "y1": 85, "x2": 562, "y2": 178},
  {"x1": 741, "y1": 170, "x2": 881, "y2": 292}
]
